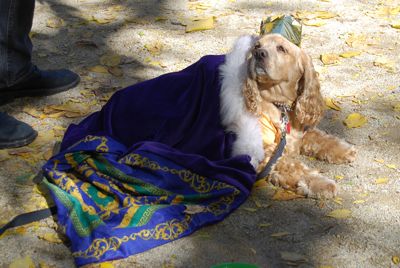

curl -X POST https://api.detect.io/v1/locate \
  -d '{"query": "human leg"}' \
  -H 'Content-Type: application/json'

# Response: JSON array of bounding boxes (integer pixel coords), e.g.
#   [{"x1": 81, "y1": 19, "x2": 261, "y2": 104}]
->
[
  {"x1": 0, "y1": 0, "x2": 80, "y2": 148},
  {"x1": 0, "y1": 0, "x2": 80, "y2": 102},
  {"x1": 0, "y1": 0, "x2": 35, "y2": 88}
]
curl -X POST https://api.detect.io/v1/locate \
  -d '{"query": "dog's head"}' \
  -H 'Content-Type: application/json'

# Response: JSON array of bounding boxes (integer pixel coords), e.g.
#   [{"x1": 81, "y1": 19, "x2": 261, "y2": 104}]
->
[{"x1": 243, "y1": 34, "x2": 324, "y2": 128}]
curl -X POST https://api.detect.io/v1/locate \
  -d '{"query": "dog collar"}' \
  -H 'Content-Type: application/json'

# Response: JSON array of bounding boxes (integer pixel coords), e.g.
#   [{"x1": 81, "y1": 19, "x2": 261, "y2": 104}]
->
[{"x1": 273, "y1": 102, "x2": 292, "y2": 134}]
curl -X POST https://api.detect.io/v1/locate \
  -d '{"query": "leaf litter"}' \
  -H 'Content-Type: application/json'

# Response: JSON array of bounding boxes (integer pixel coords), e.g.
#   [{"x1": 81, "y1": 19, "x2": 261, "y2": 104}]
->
[
  {"x1": 186, "y1": 17, "x2": 215, "y2": 32},
  {"x1": 343, "y1": 113, "x2": 367, "y2": 128},
  {"x1": 326, "y1": 209, "x2": 352, "y2": 219}
]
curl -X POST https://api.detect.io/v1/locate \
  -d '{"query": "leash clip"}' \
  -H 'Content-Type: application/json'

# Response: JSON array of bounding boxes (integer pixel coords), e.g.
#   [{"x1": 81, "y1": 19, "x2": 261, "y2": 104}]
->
[{"x1": 274, "y1": 103, "x2": 291, "y2": 136}]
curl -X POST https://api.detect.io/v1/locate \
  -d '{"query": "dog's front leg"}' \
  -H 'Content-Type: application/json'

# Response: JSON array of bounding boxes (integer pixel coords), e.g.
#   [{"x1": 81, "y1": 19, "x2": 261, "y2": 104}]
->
[
  {"x1": 269, "y1": 156, "x2": 337, "y2": 198},
  {"x1": 301, "y1": 128, "x2": 356, "y2": 164}
]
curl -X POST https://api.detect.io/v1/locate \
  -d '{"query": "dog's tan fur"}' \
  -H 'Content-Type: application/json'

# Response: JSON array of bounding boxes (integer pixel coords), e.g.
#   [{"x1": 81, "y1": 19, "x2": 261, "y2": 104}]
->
[{"x1": 244, "y1": 34, "x2": 356, "y2": 198}]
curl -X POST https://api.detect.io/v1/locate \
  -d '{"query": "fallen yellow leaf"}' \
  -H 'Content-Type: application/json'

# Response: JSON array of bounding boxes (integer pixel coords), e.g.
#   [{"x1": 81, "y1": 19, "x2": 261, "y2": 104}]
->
[
  {"x1": 242, "y1": 207, "x2": 257, "y2": 212},
  {"x1": 108, "y1": 4, "x2": 124, "y2": 12},
  {"x1": 343, "y1": 113, "x2": 367, "y2": 128},
  {"x1": 271, "y1": 232, "x2": 290, "y2": 237},
  {"x1": 0, "y1": 150, "x2": 10, "y2": 162},
  {"x1": 15, "y1": 226, "x2": 28, "y2": 235},
  {"x1": 259, "y1": 223, "x2": 272, "y2": 228},
  {"x1": 108, "y1": 66, "x2": 123, "y2": 77},
  {"x1": 325, "y1": 98, "x2": 341, "y2": 111},
  {"x1": 124, "y1": 17, "x2": 150, "y2": 25},
  {"x1": 7, "y1": 147, "x2": 35, "y2": 155},
  {"x1": 327, "y1": 209, "x2": 352, "y2": 219},
  {"x1": 353, "y1": 199, "x2": 366, "y2": 204},
  {"x1": 351, "y1": 99, "x2": 366, "y2": 105},
  {"x1": 333, "y1": 197, "x2": 343, "y2": 205},
  {"x1": 253, "y1": 178, "x2": 268, "y2": 188},
  {"x1": 393, "y1": 103, "x2": 400, "y2": 112},
  {"x1": 385, "y1": 164, "x2": 397, "y2": 169},
  {"x1": 339, "y1": 51, "x2": 362, "y2": 58},
  {"x1": 272, "y1": 188, "x2": 304, "y2": 201},
  {"x1": 155, "y1": 16, "x2": 168, "y2": 22},
  {"x1": 100, "y1": 93, "x2": 113, "y2": 102},
  {"x1": 374, "y1": 158, "x2": 385, "y2": 164},
  {"x1": 373, "y1": 57, "x2": 396, "y2": 73},
  {"x1": 46, "y1": 17, "x2": 64, "y2": 28},
  {"x1": 335, "y1": 175, "x2": 344, "y2": 180},
  {"x1": 295, "y1": 10, "x2": 337, "y2": 20},
  {"x1": 392, "y1": 256, "x2": 400, "y2": 265},
  {"x1": 144, "y1": 57, "x2": 166, "y2": 68},
  {"x1": 100, "y1": 263, "x2": 115, "y2": 268},
  {"x1": 80, "y1": 89, "x2": 95, "y2": 98},
  {"x1": 100, "y1": 53, "x2": 121, "y2": 67},
  {"x1": 375, "y1": 178, "x2": 389, "y2": 184},
  {"x1": 88, "y1": 65, "x2": 109, "y2": 74},
  {"x1": 280, "y1": 251, "x2": 308, "y2": 263},
  {"x1": 29, "y1": 31, "x2": 37, "y2": 39},
  {"x1": 9, "y1": 256, "x2": 35, "y2": 268},
  {"x1": 186, "y1": 17, "x2": 215, "y2": 33},
  {"x1": 391, "y1": 21, "x2": 400, "y2": 29},
  {"x1": 23, "y1": 106, "x2": 43, "y2": 118},
  {"x1": 39, "y1": 261, "x2": 52, "y2": 268},
  {"x1": 91, "y1": 14, "x2": 116, "y2": 24},
  {"x1": 46, "y1": 111, "x2": 65, "y2": 118},
  {"x1": 252, "y1": 197, "x2": 262, "y2": 208},
  {"x1": 38, "y1": 232, "x2": 63, "y2": 244},
  {"x1": 370, "y1": 6, "x2": 400, "y2": 18},
  {"x1": 188, "y1": 2, "x2": 211, "y2": 11},
  {"x1": 320, "y1": 53, "x2": 340, "y2": 65},
  {"x1": 0, "y1": 225, "x2": 27, "y2": 238},
  {"x1": 345, "y1": 33, "x2": 367, "y2": 48},
  {"x1": 144, "y1": 41, "x2": 164, "y2": 56},
  {"x1": 303, "y1": 19, "x2": 326, "y2": 27},
  {"x1": 45, "y1": 101, "x2": 91, "y2": 118}
]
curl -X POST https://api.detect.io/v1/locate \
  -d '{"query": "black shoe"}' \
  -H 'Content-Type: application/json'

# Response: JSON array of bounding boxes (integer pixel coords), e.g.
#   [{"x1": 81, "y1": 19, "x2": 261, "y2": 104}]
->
[
  {"x1": 0, "y1": 112, "x2": 38, "y2": 149},
  {"x1": 0, "y1": 66, "x2": 80, "y2": 103}
]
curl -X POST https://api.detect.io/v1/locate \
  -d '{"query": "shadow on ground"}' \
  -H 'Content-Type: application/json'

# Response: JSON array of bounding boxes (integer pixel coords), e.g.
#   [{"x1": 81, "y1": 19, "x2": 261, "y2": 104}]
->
[{"x1": 1, "y1": 0, "x2": 384, "y2": 267}]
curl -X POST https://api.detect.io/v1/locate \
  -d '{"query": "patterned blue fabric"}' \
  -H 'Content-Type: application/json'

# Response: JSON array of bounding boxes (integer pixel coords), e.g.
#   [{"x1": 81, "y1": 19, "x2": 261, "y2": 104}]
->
[{"x1": 42, "y1": 55, "x2": 256, "y2": 266}]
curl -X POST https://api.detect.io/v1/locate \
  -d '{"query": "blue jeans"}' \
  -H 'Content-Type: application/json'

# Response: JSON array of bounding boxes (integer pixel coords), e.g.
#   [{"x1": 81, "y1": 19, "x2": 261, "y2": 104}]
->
[{"x1": 0, "y1": 0, "x2": 35, "y2": 88}]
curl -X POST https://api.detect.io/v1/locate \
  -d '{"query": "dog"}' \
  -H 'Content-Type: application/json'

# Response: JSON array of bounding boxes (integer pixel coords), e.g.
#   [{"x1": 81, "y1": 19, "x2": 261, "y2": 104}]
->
[{"x1": 219, "y1": 34, "x2": 356, "y2": 198}]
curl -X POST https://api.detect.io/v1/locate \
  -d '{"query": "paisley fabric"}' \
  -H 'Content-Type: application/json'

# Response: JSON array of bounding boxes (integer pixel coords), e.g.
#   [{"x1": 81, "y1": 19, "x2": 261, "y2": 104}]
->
[{"x1": 42, "y1": 55, "x2": 256, "y2": 266}]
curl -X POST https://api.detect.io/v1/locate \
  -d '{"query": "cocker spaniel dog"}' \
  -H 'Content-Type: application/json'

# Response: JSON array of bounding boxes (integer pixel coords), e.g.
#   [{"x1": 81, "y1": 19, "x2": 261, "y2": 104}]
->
[{"x1": 219, "y1": 34, "x2": 356, "y2": 198}]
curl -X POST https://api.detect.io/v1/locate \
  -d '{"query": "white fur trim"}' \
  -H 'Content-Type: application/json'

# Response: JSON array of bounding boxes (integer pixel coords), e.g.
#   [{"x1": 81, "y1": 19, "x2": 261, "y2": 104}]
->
[{"x1": 219, "y1": 35, "x2": 264, "y2": 168}]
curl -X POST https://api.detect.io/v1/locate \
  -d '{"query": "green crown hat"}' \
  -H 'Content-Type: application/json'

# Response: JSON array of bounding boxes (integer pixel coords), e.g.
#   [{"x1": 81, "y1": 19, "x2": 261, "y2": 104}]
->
[{"x1": 260, "y1": 15, "x2": 302, "y2": 47}]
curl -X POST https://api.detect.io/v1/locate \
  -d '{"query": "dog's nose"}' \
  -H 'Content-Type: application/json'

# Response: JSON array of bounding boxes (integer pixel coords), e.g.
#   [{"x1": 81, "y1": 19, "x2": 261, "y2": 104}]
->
[{"x1": 255, "y1": 48, "x2": 268, "y2": 60}]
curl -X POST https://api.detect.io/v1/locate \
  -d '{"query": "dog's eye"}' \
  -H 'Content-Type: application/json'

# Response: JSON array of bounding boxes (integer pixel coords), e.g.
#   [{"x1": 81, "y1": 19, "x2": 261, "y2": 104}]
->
[
  {"x1": 254, "y1": 42, "x2": 261, "y2": 49},
  {"x1": 277, "y1": 45, "x2": 287, "y2": 53}
]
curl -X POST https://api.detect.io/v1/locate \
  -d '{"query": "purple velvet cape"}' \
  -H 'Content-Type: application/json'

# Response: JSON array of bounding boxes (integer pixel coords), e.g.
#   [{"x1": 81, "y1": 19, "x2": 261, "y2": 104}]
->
[{"x1": 42, "y1": 55, "x2": 257, "y2": 266}]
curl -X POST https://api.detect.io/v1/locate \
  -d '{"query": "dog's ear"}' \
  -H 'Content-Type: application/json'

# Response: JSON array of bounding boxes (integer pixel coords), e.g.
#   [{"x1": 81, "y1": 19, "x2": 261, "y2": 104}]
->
[
  {"x1": 243, "y1": 76, "x2": 262, "y2": 115},
  {"x1": 294, "y1": 51, "x2": 324, "y2": 127}
]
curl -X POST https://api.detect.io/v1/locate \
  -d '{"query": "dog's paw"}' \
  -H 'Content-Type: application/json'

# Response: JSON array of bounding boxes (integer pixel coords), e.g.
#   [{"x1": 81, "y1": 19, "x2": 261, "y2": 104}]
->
[
  {"x1": 327, "y1": 144, "x2": 356, "y2": 164},
  {"x1": 338, "y1": 146, "x2": 356, "y2": 164},
  {"x1": 269, "y1": 174, "x2": 291, "y2": 190},
  {"x1": 296, "y1": 176, "x2": 338, "y2": 199}
]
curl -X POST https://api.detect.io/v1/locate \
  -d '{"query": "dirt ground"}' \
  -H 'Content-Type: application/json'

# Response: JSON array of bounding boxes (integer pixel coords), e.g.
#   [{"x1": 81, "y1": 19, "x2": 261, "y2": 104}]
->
[{"x1": 1, "y1": 0, "x2": 400, "y2": 267}]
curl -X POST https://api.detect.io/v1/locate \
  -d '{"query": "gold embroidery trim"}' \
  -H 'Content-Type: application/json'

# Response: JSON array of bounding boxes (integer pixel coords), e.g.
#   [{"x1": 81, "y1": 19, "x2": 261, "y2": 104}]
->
[{"x1": 73, "y1": 215, "x2": 192, "y2": 260}]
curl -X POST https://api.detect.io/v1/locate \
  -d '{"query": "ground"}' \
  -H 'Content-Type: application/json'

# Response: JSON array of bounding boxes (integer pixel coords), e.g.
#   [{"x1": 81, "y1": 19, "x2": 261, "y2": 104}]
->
[{"x1": 0, "y1": 0, "x2": 400, "y2": 267}]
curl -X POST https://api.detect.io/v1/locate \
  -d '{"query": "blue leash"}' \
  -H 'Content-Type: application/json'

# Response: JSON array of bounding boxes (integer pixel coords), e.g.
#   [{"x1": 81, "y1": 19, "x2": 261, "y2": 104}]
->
[{"x1": 256, "y1": 106, "x2": 290, "y2": 180}]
